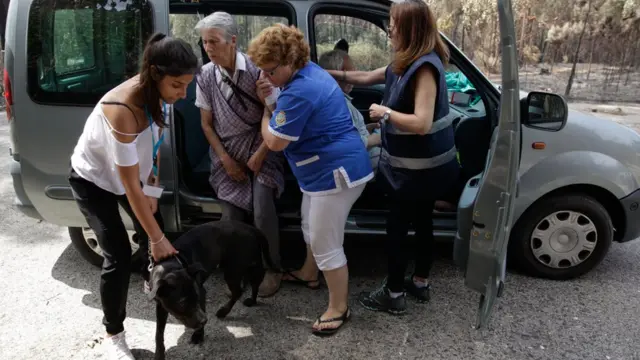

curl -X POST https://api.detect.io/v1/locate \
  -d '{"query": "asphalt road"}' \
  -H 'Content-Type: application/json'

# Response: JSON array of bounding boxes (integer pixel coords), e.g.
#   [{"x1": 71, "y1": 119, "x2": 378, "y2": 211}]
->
[{"x1": 1, "y1": 111, "x2": 640, "y2": 360}]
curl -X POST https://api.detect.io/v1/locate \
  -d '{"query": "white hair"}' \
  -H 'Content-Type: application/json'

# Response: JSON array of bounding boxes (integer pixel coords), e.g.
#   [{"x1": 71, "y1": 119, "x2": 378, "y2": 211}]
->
[{"x1": 195, "y1": 11, "x2": 237, "y2": 40}]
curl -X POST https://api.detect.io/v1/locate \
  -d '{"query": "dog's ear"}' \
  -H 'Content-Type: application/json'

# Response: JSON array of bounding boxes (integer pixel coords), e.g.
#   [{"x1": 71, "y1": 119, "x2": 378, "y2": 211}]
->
[{"x1": 186, "y1": 263, "x2": 207, "y2": 284}]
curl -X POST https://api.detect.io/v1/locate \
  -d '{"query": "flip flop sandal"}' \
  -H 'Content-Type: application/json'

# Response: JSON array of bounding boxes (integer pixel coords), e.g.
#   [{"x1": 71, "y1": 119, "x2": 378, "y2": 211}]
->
[
  {"x1": 282, "y1": 270, "x2": 323, "y2": 290},
  {"x1": 312, "y1": 307, "x2": 351, "y2": 337}
]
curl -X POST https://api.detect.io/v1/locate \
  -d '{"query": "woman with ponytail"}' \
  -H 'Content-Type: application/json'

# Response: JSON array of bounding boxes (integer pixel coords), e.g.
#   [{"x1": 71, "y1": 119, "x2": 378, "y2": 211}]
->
[{"x1": 68, "y1": 32, "x2": 199, "y2": 360}]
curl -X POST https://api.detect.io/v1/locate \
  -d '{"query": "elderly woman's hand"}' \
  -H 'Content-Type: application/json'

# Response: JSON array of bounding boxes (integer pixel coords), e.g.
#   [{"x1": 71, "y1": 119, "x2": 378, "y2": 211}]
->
[
  {"x1": 220, "y1": 153, "x2": 248, "y2": 182},
  {"x1": 369, "y1": 104, "x2": 390, "y2": 122},
  {"x1": 366, "y1": 122, "x2": 380, "y2": 134}
]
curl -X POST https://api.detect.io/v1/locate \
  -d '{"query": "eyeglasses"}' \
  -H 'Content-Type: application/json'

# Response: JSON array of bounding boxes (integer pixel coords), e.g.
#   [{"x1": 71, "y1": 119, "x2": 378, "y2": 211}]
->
[{"x1": 262, "y1": 64, "x2": 281, "y2": 77}]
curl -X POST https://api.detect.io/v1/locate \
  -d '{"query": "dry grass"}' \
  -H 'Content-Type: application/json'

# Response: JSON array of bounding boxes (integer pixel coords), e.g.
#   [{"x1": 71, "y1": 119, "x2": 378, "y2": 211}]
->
[
  {"x1": 489, "y1": 63, "x2": 640, "y2": 103},
  {"x1": 316, "y1": 42, "x2": 640, "y2": 104}
]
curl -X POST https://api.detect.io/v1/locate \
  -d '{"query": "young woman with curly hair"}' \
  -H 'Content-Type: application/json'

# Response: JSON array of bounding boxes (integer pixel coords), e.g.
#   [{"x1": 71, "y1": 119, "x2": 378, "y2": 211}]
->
[{"x1": 248, "y1": 24, "x2": 373, "y2": 336}]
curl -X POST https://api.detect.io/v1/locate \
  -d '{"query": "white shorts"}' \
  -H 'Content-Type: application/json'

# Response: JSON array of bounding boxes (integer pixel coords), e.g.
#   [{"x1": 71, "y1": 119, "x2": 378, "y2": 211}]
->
[{"x1": 301, "y1": 174, "x2": 366, "y2": 271}]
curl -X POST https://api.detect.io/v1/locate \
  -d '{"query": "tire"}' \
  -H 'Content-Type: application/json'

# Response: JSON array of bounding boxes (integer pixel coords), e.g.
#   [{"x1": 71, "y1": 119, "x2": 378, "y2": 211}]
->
[
  {"x1": 68, "y1": 227, "x2": 141, "y2": 268},
  {"x1": 509, "y1": 194, "x2": 613, "y2": 280}
]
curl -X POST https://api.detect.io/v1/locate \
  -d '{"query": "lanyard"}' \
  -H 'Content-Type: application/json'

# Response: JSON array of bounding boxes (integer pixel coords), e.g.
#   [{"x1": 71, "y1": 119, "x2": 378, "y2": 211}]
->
[{"x1": 145, "y1": 103, "x2": 166, "y2": 177}]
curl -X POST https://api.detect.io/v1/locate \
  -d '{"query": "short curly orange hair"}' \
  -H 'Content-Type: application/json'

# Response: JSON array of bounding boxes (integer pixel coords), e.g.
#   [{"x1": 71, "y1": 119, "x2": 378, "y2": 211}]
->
[{"x1": 247, "y1": 24, "x2": 310, "y2": 70}]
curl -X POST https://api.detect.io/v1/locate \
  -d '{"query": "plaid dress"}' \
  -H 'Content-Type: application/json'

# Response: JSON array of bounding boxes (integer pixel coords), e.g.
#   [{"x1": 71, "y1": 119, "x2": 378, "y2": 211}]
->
[{"x1": 195, "y1": 54, "x2": 285, "y2": 212}]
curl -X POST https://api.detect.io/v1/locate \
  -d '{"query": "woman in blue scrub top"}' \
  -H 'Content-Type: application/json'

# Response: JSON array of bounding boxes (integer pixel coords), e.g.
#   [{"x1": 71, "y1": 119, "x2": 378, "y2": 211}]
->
[{"x1": 248, "y1": 24, "x2": 373, "y2": 336}]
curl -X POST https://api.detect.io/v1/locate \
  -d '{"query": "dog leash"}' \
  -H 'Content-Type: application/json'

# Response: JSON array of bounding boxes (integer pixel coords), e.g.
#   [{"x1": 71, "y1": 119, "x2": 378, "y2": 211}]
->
[
  {"x1": 147, "y1": 237, "x2": 185, "y2": 273},
  {"x1": 147, "y1": 241, "x2": 155, "y2": 272}
]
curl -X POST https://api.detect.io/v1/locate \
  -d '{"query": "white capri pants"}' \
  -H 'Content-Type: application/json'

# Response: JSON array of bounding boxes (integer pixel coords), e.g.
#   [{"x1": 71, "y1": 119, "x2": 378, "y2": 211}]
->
[{"x1": 301, "y1": 174, "x2": 366, "y2": 271}]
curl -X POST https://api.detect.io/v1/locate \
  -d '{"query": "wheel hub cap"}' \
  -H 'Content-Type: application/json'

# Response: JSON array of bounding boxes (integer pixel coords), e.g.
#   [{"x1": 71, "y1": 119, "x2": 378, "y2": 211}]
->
[
  {"x1": 549, "y1": 229, "x2": 579, "y2": 253},
  {"x1": 530, "y1": 210, "x2": 597, "y2": 269},
  {"x1": 82, "y1": 228, "x2": 140, "y2": 258}
]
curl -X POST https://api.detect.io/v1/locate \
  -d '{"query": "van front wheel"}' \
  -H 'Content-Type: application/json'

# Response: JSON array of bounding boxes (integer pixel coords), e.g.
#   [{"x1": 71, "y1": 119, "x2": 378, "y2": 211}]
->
[
  {"x1": 509, "y1": 194, "x2": 613, "y2": 280},
  {"x1": 68, "y1": 227, "x2": 141, "y2": 268}
]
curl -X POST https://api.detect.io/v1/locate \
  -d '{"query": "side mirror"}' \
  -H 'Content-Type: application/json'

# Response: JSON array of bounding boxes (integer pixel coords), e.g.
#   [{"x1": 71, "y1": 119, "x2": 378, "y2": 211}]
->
[{"x1": 522, "y1": 91, "x2": 568, "y2": 131}]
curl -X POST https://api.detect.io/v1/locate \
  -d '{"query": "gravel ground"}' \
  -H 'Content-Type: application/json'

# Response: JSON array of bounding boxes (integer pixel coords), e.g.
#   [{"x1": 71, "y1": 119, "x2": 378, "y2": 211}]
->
[{"x1": 1, "y1": 109, "x2": 640, "y2": 360}]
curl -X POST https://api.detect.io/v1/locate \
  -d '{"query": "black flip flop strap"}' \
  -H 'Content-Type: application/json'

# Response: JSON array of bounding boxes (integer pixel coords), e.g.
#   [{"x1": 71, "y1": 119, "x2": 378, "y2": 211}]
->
[{"x1": 317, "y1": 309, "x2": 350, "y2": 323}]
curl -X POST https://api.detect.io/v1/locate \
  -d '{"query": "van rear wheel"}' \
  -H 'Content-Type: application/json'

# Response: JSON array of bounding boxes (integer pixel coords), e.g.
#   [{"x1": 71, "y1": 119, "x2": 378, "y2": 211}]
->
[
  {"x1": 68, "y1": 227, "x2": 141, "y2": 268},
  {"x1": 509, "y1": 194, "x2": 613, "y2": 280}
]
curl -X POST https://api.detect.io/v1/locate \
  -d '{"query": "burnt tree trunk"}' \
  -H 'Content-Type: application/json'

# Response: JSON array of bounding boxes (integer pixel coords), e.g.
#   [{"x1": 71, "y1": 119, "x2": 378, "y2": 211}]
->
[
  {"x1": 586, "y1": 33, "x2": 596, "y2": 81},
  {"x1": 519, "y1": 10, "x2": 529, "y2": 63},
  {"x1": 625, "y1": 29, "x2": 637, "y2": 86},
  {"x1": 461, "y1": 25, "x2": 466, "y2": 53},
  {"x1": 452, "y1": 10, "x2": 462, "y2": 45},
  {"x1": 491, "y1": 19, "x2": 501, "y2": 72},
  {"x1": 539, "y1": 40, "x2": 548, "y2": 63},
  {"x1": 616, "y1": 34, "x2": 629, "y2": 93},
  {"x1": 565, "y1": 0, "x2": 592, "y2": 98}
]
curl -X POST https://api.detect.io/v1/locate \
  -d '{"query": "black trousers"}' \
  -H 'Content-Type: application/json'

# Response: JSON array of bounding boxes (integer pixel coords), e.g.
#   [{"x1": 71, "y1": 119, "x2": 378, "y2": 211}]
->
[
  {"x1": 385, "y1": 187, "x2": 436, "y2": 293},
  {"x1": 381, "y1": 158, "x2": 460, "y2": 293},
  {"x1": 68, "y1": 168, "x2": 164, "y2": 335}
]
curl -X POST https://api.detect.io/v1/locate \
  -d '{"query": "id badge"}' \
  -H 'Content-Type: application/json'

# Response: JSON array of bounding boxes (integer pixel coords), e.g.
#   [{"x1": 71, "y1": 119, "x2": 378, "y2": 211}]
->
[{"x1": 143, "y1": 184, "x2": 164, "y2": 199}]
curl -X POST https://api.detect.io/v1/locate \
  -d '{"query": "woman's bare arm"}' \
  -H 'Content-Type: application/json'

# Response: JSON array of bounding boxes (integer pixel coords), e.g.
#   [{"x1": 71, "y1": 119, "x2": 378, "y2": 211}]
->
[
  {"x1": 108, "y1": 108, "x2": 176, "y2": 260},
  {"x1": 326, "y1": 66, "x2": 387, "y2": 86},
  {"x1": 200, "y1": 109, "x2": 228, "y2": 159}
]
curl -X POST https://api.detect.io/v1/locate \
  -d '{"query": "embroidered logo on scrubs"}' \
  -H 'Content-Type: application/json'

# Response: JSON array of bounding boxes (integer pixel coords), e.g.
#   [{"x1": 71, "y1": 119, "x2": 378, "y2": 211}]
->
[{"x1": 275, "y1": 111, "x2": 286, "y2": 126}]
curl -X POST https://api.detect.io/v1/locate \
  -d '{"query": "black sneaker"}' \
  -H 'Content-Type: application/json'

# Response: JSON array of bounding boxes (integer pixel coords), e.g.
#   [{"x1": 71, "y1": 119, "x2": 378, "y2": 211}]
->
[
  {"x1": 358, "y1": 283, "x2": 407, "y2": 315},
  {"x1": 404, "y1": 276, "x2": 431, "y2": 303}
]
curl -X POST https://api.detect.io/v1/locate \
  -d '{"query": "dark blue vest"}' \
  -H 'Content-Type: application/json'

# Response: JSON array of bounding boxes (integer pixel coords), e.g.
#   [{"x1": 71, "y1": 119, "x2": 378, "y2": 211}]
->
[{"x1": 379, "y1": 52, "x2": 459, "y2": 193}]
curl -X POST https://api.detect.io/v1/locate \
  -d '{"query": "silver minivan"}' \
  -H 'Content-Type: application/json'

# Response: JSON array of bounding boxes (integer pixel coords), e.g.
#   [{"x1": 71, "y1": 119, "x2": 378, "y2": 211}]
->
[{"x1": 5, "y1": 0, "x2": 640, "y2": 329}]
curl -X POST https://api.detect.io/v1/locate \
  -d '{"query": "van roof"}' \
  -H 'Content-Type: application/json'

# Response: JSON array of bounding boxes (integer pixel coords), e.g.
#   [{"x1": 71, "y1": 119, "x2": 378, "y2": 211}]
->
[{"x1": 168, "y1": 0, "x2": 392, "y2": 5}]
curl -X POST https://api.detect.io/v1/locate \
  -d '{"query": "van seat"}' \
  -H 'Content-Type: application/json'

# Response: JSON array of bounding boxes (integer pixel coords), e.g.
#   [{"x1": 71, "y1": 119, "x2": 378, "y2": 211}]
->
[
  {"x1": 174, "y1": 81, "x2": 210, "y2": 171},
  {"x1": 174, "y1": 80, "x2": 213, "y2": 195},
  {"x1": 453, "y1": 113, "x2": 491, "y2": 182}
]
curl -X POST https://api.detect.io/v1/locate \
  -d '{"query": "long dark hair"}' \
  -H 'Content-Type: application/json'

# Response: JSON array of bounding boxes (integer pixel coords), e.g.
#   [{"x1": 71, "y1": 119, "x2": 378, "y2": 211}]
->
[
  {"x1": 138, "y1": 32, "x2": 199, "y2": 127},
  {"x1": 390, "y1": 0, "x2": 449, "y2": 75}
]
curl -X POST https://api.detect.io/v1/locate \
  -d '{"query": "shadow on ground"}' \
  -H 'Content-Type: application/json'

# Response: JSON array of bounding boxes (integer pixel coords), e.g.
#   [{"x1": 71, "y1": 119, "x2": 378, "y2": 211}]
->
[
  {"x1": 50, "y1": 233, "x2": 460, "y2": 357},
  {"x1": 50, "y1": 232, "x2": 456, "y2": 321},
  {"x1": 48, "y1": 231, "x2": 640, "y2": 360}
]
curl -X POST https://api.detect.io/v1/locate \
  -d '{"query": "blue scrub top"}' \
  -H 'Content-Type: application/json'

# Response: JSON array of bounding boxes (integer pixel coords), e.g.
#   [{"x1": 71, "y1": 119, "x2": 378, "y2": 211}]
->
[{"x1": 268, "y1": 62, "x2": 373, "y2": 195}]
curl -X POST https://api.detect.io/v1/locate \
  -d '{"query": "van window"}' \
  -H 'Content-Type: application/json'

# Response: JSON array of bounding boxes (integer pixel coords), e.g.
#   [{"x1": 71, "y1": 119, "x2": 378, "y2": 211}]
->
[
  {"x1": 53, "y1": 9, "x2": 96, "y2": 75},
  {"x1": 27, "y1": 0, "x2": 153, "y2": 105},
  {"x1": 169, "y1": 13, "x2": 289, "y2": 66},
  {"x1": 313, "y1": 14, "x2": 391, "y2": 71}
]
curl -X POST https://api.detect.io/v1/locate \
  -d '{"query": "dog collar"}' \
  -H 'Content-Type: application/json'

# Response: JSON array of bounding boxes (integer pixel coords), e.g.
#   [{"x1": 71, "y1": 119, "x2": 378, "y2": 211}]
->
[
  {"x1": 148, "y1": 253, "x2": 186, "y2": 272},
  {"x1": 174, "y1": 254, "x2": 186, "y2": 268}
]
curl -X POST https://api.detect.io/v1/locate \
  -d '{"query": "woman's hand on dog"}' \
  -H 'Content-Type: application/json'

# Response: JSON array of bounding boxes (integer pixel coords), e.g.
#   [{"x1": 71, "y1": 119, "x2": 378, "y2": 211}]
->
[{"x1": 151, "y1": 236, "x2": 178, "y2": 262}]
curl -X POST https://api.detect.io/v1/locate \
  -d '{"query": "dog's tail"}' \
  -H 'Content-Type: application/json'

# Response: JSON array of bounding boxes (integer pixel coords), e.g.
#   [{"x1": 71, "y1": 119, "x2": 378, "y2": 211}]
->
[{"x1": 255, "y1": 228, "x2": 277, "y2": 271}]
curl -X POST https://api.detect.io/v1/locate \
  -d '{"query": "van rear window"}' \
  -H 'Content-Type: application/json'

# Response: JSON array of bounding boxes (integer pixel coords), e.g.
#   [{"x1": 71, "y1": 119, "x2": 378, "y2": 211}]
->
[{"x1": 27, "y1": 0, "x2": 153, "y2": 105}]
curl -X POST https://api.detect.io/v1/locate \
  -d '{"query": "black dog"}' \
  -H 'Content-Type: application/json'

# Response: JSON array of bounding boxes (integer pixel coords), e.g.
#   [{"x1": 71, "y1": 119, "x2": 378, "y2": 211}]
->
[{"x1": 147, "y1": 220, "x2": 275, "y2": 360}]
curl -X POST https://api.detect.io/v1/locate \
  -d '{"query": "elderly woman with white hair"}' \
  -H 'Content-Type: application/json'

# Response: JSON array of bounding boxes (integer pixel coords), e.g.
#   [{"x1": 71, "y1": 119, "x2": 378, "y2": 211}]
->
[{"x1": 194, "y1": 11, "x2": 286, "y2": 296}]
